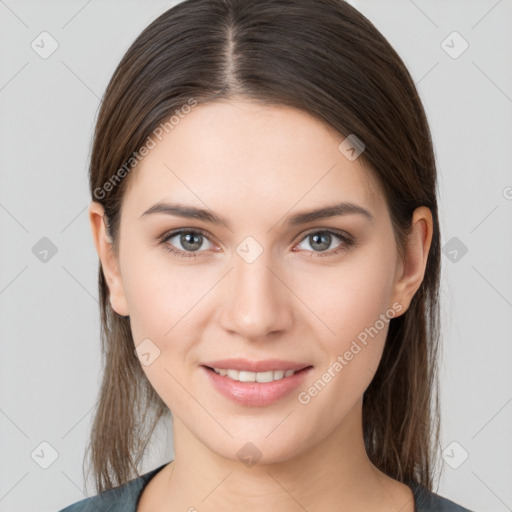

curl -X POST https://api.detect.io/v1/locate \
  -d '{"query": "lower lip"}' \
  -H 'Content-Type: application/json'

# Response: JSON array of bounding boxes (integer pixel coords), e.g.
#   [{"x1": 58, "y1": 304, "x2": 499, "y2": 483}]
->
[{"x1": 201, "y1": 365, "x2": 313, "y2": 407}]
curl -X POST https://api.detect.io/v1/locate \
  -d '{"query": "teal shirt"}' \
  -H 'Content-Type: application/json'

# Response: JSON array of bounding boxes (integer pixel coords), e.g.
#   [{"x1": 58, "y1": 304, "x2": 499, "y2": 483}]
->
[{"x1": 59, "y1": 462, "x2": 475, "y2": 512}]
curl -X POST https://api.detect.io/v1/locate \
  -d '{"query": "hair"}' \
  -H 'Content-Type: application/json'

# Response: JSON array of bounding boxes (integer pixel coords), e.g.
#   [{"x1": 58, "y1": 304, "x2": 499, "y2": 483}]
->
[{"x1": 85, "y1": 0, "x2": 442, "y2": 495}]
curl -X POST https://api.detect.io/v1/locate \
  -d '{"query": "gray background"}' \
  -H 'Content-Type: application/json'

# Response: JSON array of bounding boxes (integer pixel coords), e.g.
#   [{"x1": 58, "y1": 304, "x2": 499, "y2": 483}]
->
[{"x1": 0, "y1": 1, "x2": 510, "y2": 511}]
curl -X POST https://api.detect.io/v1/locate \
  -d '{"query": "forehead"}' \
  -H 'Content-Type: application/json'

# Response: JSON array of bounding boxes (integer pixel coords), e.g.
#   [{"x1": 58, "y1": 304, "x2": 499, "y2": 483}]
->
[{"x1": 123, "y1": 99, "x2": 383, "y2": 220}]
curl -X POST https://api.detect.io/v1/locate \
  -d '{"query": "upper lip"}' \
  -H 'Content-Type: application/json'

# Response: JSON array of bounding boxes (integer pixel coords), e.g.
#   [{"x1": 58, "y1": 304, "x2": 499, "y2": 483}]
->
[{"x1": 202, "y1": 358, "x2": 311, "y2": 373}]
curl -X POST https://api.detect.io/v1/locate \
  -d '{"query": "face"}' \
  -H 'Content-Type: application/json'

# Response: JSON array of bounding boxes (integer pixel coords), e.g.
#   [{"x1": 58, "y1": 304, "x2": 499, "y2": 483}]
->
[{"x1": 92, "y1": 99, "x2": 427, "y2": 465}]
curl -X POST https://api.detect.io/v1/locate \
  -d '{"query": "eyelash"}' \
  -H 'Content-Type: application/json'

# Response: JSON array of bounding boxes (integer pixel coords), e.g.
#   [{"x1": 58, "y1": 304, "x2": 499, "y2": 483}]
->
[{"x1": 157, "y1": 228, "x2": 354, "y2": 259}]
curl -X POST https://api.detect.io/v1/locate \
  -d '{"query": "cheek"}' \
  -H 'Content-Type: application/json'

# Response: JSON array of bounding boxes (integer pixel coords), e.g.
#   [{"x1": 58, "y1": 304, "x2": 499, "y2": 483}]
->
[
  {"x1": 120, "y1": 245, "x2": 199, "y2": 412},
  {"x1": 300, "y1": 245, "x2": 397, "y2": 390},
  {"x1": 310, "y1": 250, "x2": 396, "y2": 341},
  {"x1": 121, "y1": 241, "x2": 201, "y2": 343}
]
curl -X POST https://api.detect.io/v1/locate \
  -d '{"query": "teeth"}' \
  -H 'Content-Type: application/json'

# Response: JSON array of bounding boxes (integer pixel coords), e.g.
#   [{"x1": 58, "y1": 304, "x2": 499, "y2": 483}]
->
[{"x1": 212, "y1": 368, "x2": 297, "y2": 382}]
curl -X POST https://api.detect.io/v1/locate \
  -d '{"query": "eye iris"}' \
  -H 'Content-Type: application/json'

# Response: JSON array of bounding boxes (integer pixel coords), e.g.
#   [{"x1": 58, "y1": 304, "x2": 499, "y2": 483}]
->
[
  {"x1": 181, "y1": 232, "x2": 202, "y2": 251},
  {"x1": 310, "y1": 233, "x2": 331, "y2": 251}
]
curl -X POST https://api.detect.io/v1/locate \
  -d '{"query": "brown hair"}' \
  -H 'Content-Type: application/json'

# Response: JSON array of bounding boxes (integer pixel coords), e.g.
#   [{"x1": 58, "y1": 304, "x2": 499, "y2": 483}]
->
[{"x1": 85, "y1": 0, "x2": 441, "y2": 494}]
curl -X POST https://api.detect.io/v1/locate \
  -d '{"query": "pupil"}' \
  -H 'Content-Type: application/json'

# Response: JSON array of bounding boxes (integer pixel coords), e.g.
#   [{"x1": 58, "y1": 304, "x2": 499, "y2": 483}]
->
[
  {"x1": 311, "y1": 233, "x2": 330, "y2": 251},
  {"x1": 182, "y1": 233, "x2": 201, "y2": 251}
]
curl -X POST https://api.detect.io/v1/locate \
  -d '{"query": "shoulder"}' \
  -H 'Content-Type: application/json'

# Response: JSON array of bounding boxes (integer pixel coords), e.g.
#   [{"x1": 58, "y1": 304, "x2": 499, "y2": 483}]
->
[
  {"x1": 409, "y1": 480, "x2": 476, "y2": 512},
  {"x1": 58, "y1": 463, "x2": 169, "y2": 512}
]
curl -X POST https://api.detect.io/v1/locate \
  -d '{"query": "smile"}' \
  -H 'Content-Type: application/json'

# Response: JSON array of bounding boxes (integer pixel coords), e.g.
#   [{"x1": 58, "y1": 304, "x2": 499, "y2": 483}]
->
[
  {"x1": 210, "y1": 368, "x2": 297, "y2": 382},
  {"x1": 202, "y1": 364, "x2": 313, "y2": 407}
]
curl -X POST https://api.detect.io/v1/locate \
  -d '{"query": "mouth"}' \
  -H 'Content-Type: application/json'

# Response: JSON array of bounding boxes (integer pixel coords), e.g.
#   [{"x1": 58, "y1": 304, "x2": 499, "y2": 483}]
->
[
  {"x1": 200, "y1": 359, "x2": 313, "y2": 407},
  {"x1": 203, "y1": 365, "x2": 310, "y2": 383}
]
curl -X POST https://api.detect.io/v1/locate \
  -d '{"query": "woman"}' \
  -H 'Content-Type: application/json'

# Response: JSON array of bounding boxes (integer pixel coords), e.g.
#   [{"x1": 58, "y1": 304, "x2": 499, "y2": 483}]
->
[{"x1": 59, "y1": 0, "x2": 475, "y2": 510}]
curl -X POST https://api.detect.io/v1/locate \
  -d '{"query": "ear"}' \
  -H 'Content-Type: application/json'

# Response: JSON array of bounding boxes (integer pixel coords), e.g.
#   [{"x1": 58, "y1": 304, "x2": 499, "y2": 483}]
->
[
  {"x1": 88, "y1": 201, "x2": 129, "y2": 317},
  {"x1": 391, "y1": 206, "x2": 433, "y2": 315}
]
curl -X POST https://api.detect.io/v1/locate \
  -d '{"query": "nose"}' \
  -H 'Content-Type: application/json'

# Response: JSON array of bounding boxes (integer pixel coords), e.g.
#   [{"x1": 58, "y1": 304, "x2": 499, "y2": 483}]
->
[{"x1": 219, "y1": 247, "x2": 295, "y2": 341}]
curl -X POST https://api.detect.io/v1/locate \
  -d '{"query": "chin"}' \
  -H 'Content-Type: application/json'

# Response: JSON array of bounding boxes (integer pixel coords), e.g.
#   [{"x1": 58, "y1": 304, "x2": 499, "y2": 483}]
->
[{"x1": 198, "y1": 428, "x2": 311, "y2": 468}]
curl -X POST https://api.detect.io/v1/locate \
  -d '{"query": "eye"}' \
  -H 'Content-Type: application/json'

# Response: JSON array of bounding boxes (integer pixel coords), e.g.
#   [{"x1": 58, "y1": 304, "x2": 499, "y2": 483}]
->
[
  {"x1": 159, "y1": 229, "x2": 215, "y2": 258},
  {"x1": 158, "y1": 228, "x2": 354, "y2": 259},
  {"x1": 295, "y1": 229, "x2": 353, "y2": 257}
]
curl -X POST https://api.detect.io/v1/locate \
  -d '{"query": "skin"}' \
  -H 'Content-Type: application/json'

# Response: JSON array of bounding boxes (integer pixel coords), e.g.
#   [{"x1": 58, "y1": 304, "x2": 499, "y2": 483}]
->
[{"x1": 89, "y1": 99, "x2": 433, "y2": 512}]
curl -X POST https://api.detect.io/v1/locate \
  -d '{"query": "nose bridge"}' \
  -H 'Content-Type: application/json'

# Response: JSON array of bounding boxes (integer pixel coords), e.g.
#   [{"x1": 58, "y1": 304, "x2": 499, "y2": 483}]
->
[{"x1": 221, "y1": 242, "x2": 292, "y2": 339}]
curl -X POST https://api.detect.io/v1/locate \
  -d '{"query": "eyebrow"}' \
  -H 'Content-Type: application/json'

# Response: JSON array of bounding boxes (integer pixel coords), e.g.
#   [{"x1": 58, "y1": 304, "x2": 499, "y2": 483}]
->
[{"x1": 139, "y1": 201, "x2": 375, "y2": 228}]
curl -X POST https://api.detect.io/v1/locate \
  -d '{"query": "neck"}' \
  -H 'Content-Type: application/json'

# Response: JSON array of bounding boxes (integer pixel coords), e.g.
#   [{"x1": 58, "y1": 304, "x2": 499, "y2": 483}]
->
[{"x1": 151, "y1": 399, "x2": 413, "y2": 511}]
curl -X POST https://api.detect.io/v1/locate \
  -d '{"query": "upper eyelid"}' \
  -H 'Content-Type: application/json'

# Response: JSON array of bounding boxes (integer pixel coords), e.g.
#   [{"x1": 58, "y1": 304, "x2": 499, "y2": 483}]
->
[{"x1": 161, "y1": 227, "x2": 217, "y2": 244}]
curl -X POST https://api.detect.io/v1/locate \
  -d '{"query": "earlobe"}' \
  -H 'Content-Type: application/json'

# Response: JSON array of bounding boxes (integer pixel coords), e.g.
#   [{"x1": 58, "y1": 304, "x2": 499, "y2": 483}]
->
[
  {"x1": 88, "y1": 202, "x2": 129, "y2": 317},
  {"x1": 391, "y1": 206, "x2": 433, "y2": 315}
]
